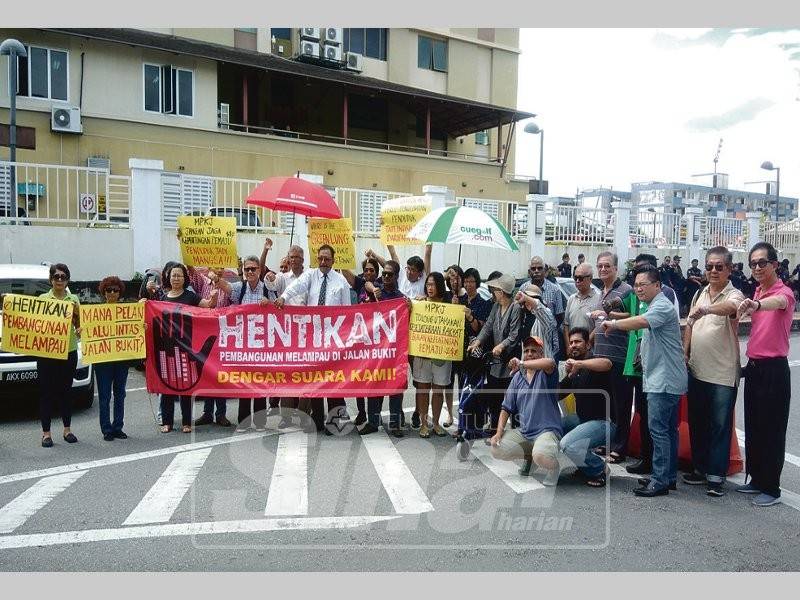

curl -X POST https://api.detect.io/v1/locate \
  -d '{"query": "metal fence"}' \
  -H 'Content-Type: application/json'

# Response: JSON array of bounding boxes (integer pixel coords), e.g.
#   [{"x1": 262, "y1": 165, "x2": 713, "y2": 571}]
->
[
  {"x1": 703, "y1": 216, "x2": 748, "y2": 252},
  {"x1": 630, "y1": 210, "x2": 685, "y2": 248},
  {"x1": 761, "y1": 220, "x2": 800, "y2": 253},
  {"x1": 546, "y1": 205, "x2": 613, "y2": 245},
  {"x1": 0, "y1": 161, "x2": 130, "y2": 227}
]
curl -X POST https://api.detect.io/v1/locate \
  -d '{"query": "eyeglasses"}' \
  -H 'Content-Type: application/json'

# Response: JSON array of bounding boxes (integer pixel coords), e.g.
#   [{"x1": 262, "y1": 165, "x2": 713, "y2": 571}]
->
[
  {"x1": 243, "y1": 266, "x2": 259, "y2": 272},
  {"x1": 52, "y1": 274, "x2": 68, "y2": 281},
  {"x1": 705, "y1": 264, "x2": 725, "y2": 272},
  {"x1": 573, "y1": 275, "x2": 591, "y2": 281},
  {"x1": 596, "y1": 264, "x2": 613, "y2": 271},
  {"x1": 105, "y1": 288, "x2": 120, "y2": 294},
  {"x1": 382, "y1": 271, "x2": 396, "y2": 278},
  {"x1": 749, "y1": 259, "x2": 771, "y2": 270}
]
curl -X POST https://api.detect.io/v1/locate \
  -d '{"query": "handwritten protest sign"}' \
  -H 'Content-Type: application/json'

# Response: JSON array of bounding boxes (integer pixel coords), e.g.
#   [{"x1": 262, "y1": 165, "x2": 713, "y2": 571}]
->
[
  {"x1": 177, "y1": 215, "x2": 238, "y2": 268},
  {"x1": 79, "y1": 303, "x2": 146, "y2": 364},
  {"x1": 1, "y1": 294, "x2": 74, "y2": 359},
  {"x1": 308, "y1": 218, "x2": 355, "y2": 269},
  {"x1": 380, "y1": 196, "x2": 431, "y2": 246},
  {"x1": 408, "y1": 300, "x2": 465, "y2": 361}
]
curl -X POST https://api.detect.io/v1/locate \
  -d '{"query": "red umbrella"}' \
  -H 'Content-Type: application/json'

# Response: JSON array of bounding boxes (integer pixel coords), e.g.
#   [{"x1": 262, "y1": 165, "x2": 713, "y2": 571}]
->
[{"x1": 246, "y1": 176, "x2": 341, "y2": 219}]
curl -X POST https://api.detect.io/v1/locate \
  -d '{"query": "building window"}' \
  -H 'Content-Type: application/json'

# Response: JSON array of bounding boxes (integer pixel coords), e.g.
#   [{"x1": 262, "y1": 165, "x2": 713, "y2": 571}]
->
[
  {"x1": 418, "y1": 35, "x2": 447, "y2": 72},
  {"x1": 474, "y1": 130, "x2": 489, "y2": 146},
  {"x1": 16, "y1": 45, "x2": 68, "y2": 101},
  {"x1": 344, "y1": 29, "x2": 387, "y2": 60},
  {"x1": 143, "y1": 64, "x2": 194, "y2": 117},
  {"x1": 271, "y1": 28, "x2": 292, "y2": 41}
]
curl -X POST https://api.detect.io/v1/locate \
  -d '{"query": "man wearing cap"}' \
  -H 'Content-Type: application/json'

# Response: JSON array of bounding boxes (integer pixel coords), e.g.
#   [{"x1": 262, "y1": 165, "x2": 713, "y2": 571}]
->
[
  {"x1": 515, "y1": 284, "x2": 558, "y2": 359},
  {"x1": 489, "y1": 335, "x2": 562, "y2": 486}
]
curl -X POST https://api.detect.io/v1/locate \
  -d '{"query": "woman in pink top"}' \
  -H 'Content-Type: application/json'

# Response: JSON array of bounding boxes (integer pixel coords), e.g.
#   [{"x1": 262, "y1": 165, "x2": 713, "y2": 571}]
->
[{"x1": 735, "y1": 242, "x2": 796, "y2": 507}]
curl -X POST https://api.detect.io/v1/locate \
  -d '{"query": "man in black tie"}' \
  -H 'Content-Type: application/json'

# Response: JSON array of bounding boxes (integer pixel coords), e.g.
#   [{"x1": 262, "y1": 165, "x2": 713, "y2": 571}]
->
[{"x1": 276, "y1": 244, "x2": 353, "y2": 434}]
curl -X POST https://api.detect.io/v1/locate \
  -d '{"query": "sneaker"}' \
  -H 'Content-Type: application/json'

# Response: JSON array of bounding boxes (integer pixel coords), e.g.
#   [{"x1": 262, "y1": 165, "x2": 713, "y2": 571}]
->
[
  {"x1": 638, "y1": 477, "x2": 677, "y2": 491},
  {"x1": 411, "y1": 411, "x2": 421, "y2": 429},
  {"x1": 215, "y1": 416, "x2": 232, "y2": 427},
  {"x1": 235, "y1": 423, "x2": 250, "y2": 433},
  {"x1": 358, "y1": 423, "x2": 379, "y2": 436},
  {"x1": 735, "y1": 482, "x2": 761, "y2": 494},
  {"x1": 194, "y1": 414, "x2": 214, "y2": 426},
  {"x1": 254, "y1": 423, "x2": 267, "y2": 432},
  {"x1": 41, "y1": 436, "x2": 53, "y2": 448},
  {"x1": 682, "y1": 472, "x2": 706, "y2": 485},
  {"x1": 706, "y1": 482, "x2": 725, "y2": 497},
  {"x1": 278, "y1": 418, "x2": 292, "y2": 429},
  {"x1": 751, "y1": 493, "x2": 781, "y2": 507}
]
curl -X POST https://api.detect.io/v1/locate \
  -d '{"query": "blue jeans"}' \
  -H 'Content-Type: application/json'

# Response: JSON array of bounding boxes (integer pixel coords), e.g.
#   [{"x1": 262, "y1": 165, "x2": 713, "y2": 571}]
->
[
  {"x1": 647, "y1": 392, "x2": 681, "y2": 489},
  {"x1": 202, "y1": 397, "x2": 228, "y2": 419},
  {"x1": 96, "y1": 362, "x2": 129, "y2": 434},
  {"x1": 560, "y1": 414, "x2": 616, "y2": 478},
  {"x1": 367, "y1": 394, "x2": 404, "y2": 428},
  {"x1": 687, "y1": 375, "x2": 736, "y2": 483}
]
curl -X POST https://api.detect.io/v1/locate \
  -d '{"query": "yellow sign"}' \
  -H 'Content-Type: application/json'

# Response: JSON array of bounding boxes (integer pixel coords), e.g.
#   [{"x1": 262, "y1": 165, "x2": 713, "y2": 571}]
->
[
  {"x1": 380, "y1": 196, "x2": 431, "y2": 246},
  {"x1": 308, "y1": 218, "x2": 356, "y2": 269},
  {"x1": 79, "y1": 303, "x2": 146, "y2": 364},
  {"x1": 178, "y1": 215, "x2": 239, "y2": 268},
  {"x1": 1, "y1": 294, "x2": 74, "y2": 359},
  {"x1": 408, "y1": 300, "x2": 465, "y2": 361}
]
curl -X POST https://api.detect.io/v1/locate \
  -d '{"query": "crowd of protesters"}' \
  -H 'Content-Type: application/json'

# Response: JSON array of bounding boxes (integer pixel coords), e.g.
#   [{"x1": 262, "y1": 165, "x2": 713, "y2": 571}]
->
[{"x1": 9, "y1": 237, "x2": 796, "y2": 508}]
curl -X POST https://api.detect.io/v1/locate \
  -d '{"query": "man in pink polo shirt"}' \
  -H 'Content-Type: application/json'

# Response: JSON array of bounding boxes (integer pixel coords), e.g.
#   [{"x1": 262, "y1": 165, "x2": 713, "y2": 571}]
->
[{"x1": 736, "y1": 242, "x2": 795, "y2": 507}]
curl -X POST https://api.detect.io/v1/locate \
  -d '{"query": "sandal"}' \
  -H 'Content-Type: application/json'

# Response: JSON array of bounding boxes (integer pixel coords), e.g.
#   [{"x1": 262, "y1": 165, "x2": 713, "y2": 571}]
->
[
  {"x1": 433, "y1": 425, "x2": 448, "y2": 437},
  {"x1": 443, "y1": 413, "x2": 454, "y2": 428},
  {"x1": 182, "y1": 425, "x2": 192, "y2": 434},
  {"x1": 419, "y1": 425, "x2": 431, "y2": 438},
  {"x1": 605, "y1": 452, "x2": 625, "y2": 464},
  {"x1": 160, "y1": 425, "x2": 173, "y2": 433},
  {"x1": 586, "y1": 472, "x2": 607, "y2": 488}
]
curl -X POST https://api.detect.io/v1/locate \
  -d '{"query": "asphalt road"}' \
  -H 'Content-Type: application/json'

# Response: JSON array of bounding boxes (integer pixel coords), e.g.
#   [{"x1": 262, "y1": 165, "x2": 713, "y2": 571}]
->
[{"x1": 0, "y1": 335, "x2": 799, "y2": 571}]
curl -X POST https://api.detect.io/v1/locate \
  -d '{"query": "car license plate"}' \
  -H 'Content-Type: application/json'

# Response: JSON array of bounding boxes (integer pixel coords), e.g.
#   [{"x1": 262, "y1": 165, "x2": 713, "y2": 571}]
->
[{"x1": 2, "y1": 370, "x2": 38, "y2": 382}]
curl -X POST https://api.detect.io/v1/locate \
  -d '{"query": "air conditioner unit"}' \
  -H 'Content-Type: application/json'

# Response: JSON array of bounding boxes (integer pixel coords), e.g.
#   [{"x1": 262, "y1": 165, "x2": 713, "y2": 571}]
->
[
  {"x1": 323, "y1": 28, "x2": 343, "y2": 45},
  {"x1": 300, "y1": 41, "x2": 321, "y2": 59},
  {"x1": 51, "y1": 105, "x2": 83, "y2": 134},
  {"x1": 323, "y1": 44, "x2": 342, "y2": 62},
  {"x1": 345, "y1": 52, "x2": 363, "y2": 72},
  {"x1": 218, "y1": 102, "x2": 230, "y2": 129},
  {"x1": 300, "y1": 27, "x2": 321, "y2": 41}
]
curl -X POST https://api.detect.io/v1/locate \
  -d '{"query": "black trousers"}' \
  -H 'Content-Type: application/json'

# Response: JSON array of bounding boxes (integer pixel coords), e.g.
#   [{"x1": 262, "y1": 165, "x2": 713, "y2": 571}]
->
[
  {"x1": 37, "y1": 351, "x2": 78, "y2": 432},
  {"x1": 631, "y1": 377, "x2": 652, "y2": 464},
  {"x1": 161, "y1": 394, "x2": 192, "y2": 427},
  {"x1": 609, "y1": 363, "x2": 634, "y2": 456},
  {"x1": 744, "y1": 357, "x2": 791, "y2": 498},
  {"x1": 238, "y1": 398, "x2": 267, "y2": 427},
  {"x1": 302, "y1": 398, "x2": 347, "y2": 430}
]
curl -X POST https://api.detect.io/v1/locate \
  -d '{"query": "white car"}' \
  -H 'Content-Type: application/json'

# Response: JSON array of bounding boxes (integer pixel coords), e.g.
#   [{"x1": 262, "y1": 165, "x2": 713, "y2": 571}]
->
[{"x1": 0, "y1": 264, "x2": 94, "y2": 408}]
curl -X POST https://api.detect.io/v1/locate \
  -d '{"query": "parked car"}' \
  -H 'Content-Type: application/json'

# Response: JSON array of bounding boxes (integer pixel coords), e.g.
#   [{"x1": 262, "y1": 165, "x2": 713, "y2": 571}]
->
[
  {"x1": 207, "y1": 207, "x2": 262, "y2": 230},
  {"x1": 0, "y1": 264, "x2": 94, "y2": 407}
]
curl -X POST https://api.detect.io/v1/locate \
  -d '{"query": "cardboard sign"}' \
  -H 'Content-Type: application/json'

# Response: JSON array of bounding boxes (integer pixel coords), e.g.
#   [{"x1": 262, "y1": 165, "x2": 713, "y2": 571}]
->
[
  {"x1": 408, "y1": 300, "x2": 465, "y2": 361},
  {"x1": 79, "y1": 303, "x2": 146, "y2": 364},
  {"x1": 308, "y1": 218, "x2": 356, "y2": 269},
  {"x1": 380, "y1": 196, "x2": 431, "y2": 246},
  {"x1": 178, "y1": 215, "x2": 239, "y2": 268},
  {"x1": 1, "y1": 294, "x2": 74, "y2": 359}
]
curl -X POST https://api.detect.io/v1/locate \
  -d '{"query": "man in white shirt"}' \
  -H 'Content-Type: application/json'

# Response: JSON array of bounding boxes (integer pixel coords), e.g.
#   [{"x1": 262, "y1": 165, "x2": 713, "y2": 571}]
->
[
  {"x1": 275, "y1": 244, "x2": 352, "y2": 434},
  {"x1": 368, "y1": 244, "x2": 431, "y2": 300},
  {"x1": 264, "y1": 242, "x2": 306, "y2": 305}
]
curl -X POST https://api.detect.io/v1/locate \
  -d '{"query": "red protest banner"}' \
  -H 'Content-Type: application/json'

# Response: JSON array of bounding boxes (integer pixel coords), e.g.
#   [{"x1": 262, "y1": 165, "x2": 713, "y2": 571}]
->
[{"x1": 144, "y1": 298, "x2": 409, "y2": 398}]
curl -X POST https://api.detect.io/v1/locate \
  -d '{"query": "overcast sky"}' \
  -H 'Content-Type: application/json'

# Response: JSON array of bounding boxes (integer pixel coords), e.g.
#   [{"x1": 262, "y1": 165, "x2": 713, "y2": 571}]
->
[{"x1": 514, "y1": 28, "x2": 800, "y2": 200}]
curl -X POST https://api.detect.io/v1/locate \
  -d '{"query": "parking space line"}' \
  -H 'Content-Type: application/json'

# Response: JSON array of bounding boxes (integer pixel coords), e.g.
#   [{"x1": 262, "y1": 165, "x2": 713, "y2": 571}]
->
[
  {"x1": 361, "y1": 433, "x2": 434, "y2": 514},
  {"x1": 0, "y1": 471, "x2": 87, "y2": 534},
  {"x1": 468, "y1": 440, "x2": 545, "y2": 493},
  {"x1": 264, "y1": 432, "x2": 309, "y2": 516},
  {"x1": 123, "y1": 449, "x2": 212, "y2": 525}
]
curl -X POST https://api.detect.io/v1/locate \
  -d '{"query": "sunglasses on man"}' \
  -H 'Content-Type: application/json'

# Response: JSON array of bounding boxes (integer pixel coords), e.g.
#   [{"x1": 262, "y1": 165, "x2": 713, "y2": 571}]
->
[
  {"x1": 243, "y1": 266, "x2": 259, "y2": 273},
  {"x1": 705, "y1": 264, "x2": 725, "y2": 272},
  {"x1": 573, "y1": 274, "x2": 591, "y2": 281},
  {"x1": 749, "y1": 259, "x2": 772, "y2": 270}
]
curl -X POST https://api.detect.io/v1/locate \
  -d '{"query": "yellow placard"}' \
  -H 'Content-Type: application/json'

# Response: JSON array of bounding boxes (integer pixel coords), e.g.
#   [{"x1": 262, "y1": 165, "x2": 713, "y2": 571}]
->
[
  {"x1": 79, "y1": 303, "x2": 146, "y2": 364},
  {"x1": 177, "y1": 215, "x2": 239, "y2": 268},
  {"x1": 308, "y1": 218, "x2": 356, "y2": 269},
  {"x1": 1, "y1": 294, "x2": 74, "y2": 359},
  {"x1": 408, "y1": 300, "x2": 465, "y2": 361},
  {"x1": 380, "y1": 196, "x2": 431, "y2": 246}
]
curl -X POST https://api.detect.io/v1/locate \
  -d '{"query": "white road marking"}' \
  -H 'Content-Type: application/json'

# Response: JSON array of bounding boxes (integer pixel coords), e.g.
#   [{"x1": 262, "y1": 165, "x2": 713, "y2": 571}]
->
[
  {"x1": 125, "y1": 387, "x2": 147, "y2": 392},
  {"x1": 264, "y1": 432, "x2": 309, "y2": 516},
  {"x1": 123, "y1": 449, "x2": 212, "y2": 525},
  {"x1": 607, "y1": 463, "x2": 642, "y2": 481},
  {"x1": 468, "y1": 440, "x2": 545, "y2": 493},
  {"x1": 0, "y1": 515, "x2": 400, "y2": 550},
  {"x1": 0, "y1": 471, "x2": 87, "y2": 534},
  {"x1": 788, "y1": 360, "x2": 800, "y2": 368},
  {"x1": 0, "y1": 429, "x2": 297, "y2": 486},
  {"x1": 361, "y1": 434, "x2": 434, "y2": 514},
  {"x1": 736, "y1": 428, "x2": 800, "y2": 468}
]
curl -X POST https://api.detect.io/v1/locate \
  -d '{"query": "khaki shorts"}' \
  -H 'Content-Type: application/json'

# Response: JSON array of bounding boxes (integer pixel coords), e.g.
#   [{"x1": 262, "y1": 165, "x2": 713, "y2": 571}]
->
[
  {"x1": 412, "y1": 356, "x2": 452, "y2": 386},
  {"x1": 492, "y1": 428, "x2": 560, "y2": 462}
]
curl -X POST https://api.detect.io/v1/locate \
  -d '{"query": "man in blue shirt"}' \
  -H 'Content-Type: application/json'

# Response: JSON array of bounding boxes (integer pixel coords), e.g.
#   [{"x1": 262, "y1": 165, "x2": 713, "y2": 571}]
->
[{"x1": 489, "y1": 336, "x2": 562, "y2": 486}]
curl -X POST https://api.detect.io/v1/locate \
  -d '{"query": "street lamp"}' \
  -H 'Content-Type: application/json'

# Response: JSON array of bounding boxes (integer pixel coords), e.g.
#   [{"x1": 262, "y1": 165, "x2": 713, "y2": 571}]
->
[
  {"x1": 1, "y1": 38, "x2": 26, "y2": 224},
  {"x1": 761, "y1": 160, "x2": 780, "y2": 222},
  {"x1": 524, "y1": 121, "x2": 545, "y2": 194}
]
